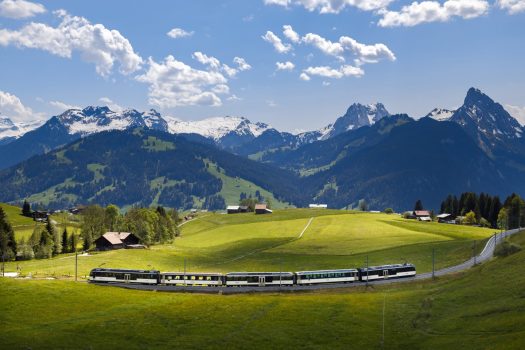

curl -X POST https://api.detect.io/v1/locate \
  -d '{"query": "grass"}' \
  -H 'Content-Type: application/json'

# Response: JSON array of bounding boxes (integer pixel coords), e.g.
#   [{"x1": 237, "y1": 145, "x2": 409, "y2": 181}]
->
[
  {"x1": 1, "y1": 230, "x2": 525, "y2": 349},
  {"x1": 4, "y1": 210, "x2": 494, "y2": 278}
]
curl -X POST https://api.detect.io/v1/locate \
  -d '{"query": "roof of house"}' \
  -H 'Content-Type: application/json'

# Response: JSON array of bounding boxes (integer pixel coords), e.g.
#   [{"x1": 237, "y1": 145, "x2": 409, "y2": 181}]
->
[
  {"x1": 414, "y1": 210, "x2": 431, "y2": 216},
  {"x1": 419, "y1": 216, "x2": 432, "y2": 221},
  {"x1": 255, "y1": 204, "x2": 267, "y2": 210},
  {"x1": 227, "y1": 205, "x2": 240, "y2": 210},
  {"x1": 98, "y1": 232, "x2": 134, "y2": 245},
  {"x1": 436, "y1": 213, "x2": 452, "y2": 218}
]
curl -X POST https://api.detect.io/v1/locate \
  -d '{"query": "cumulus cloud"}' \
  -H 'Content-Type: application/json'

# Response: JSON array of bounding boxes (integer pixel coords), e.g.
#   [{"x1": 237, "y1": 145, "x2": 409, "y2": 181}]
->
[
  {"x1": 167, "y1": 27, "x2": 194, "y2": 39},
  {"x1": 498, "y1": 0, "x2": 525, "y2": 14},
  {"x1": 136, "y1": 53, "x2": 249, "y2": 109},
  {"x1": 261, "y1": 30, "x2": 292, "y2": 53},
  {"x1": 0, "y1": 90, "x2": 43, "y2": 122},
  {"x1": 264, "y1": 0, "x2": 394, "y2": 13},
  {"x1": 283, "y1": 24, "x2": 300, "y2": 43},
  {"x1": 0, "y1": 10, "x2": 143, "y2": 76},
  {"x1": 49, "y1": 100, "x2": 80, "y2": 111},
  {"x1": 276, "y1": 61, "x2": 295, "y2": 70},
  {"x1": 505, "y1": 105, "x2": 525, "y2": 126},
  {"x1": 304, "y1": 65, "x2": 364, "y2": 78},
  {"x1": 378, "y1": 0, "x2": 489, "y2": 27},
  {"x1": 0, "y1": 0, "x2": 45, "y2": 19},
  {"x1": 299, "y1": 72, "x2": 311, "y2": 81}
]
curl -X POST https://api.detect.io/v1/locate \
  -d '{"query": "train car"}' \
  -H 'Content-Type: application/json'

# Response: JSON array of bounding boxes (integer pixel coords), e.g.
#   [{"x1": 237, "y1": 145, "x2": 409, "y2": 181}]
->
[
  {"x1": 89, "y1": 268, "x2": 160, "y2": 284},
  {"x1": 295, "y1": 269, "x2": 359, "y2": 285},
  {"x1": 358, "y1": 264, "x2": 416, "y2": 281},
  {"x1": 161, "y1": 272, "x2": 224, "y2": 286},
  {"x1": 225, "y1": 272, "x2": 294, "y2": 287}
]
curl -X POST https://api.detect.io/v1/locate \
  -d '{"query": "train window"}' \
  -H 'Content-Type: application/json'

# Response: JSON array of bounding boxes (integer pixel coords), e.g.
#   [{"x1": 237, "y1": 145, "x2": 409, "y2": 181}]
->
[{"x1": 206, "y1": 276, "x2": 212, "y2": 281}]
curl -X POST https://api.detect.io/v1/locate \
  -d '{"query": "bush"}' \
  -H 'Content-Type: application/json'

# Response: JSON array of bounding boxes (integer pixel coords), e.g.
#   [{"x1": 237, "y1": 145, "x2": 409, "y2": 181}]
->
[
  {"x1": 494, "y1": 240, "x2": 522, "y2": 258},
  {"x1": 384, "y1": 208, "x2": 394, "y2": 214}
]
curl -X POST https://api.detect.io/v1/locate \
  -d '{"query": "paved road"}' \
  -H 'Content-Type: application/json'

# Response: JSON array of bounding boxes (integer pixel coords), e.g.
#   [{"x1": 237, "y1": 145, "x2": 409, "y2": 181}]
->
[{"x1": 96, "y1": 228, "x2": 523, "y2": 294}]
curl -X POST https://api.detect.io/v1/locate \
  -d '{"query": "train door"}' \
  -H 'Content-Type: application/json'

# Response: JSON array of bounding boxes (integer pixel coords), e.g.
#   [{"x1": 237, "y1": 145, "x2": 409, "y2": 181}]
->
[
  {"x1": 258, "y1": 276, "x2": 265, "y2": 286},
  {"x1": 124, "y1": 274, "x2": 130, "y2": 283},
  {"x1": 383, "y1": 270, "x2": 389, "y2": 279}
]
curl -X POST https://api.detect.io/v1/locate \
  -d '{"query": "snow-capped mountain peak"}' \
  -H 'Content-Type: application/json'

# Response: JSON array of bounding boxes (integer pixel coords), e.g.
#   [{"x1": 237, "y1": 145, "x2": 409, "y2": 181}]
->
[
  {"x1": 425, "y1": 108, "x2": 455, "y2": 121},
  {"x1": 0, "y1": 116, "x2": 44, "y2": 144},
  {"x1": 167, "y1": 116, "x2": 271, "y2": 140}
]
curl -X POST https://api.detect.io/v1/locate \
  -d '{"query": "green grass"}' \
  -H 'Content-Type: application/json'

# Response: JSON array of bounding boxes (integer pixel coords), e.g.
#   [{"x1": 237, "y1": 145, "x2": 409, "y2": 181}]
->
[
  {"x1": 0, "y1": 203, "x2": 34, "y2": 227},
  {"x1": 1, "y1": 231, "x2": 524, "y2": 349},
  {"x1": 4, "y1": 210, "x2": 494, "y2": 278}
]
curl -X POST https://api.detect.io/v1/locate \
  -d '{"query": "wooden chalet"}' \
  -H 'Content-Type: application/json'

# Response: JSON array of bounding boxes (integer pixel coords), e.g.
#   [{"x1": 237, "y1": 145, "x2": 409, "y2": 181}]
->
[
  {"x1": 255, "y1": 204, "x2": 273, "y2": 214},
  {"x1": 227, "y1": 205, "x2": 240, "y2": 214},
  {"x1": 94, "y1": 232, "x2": 140, "y2": 251}
]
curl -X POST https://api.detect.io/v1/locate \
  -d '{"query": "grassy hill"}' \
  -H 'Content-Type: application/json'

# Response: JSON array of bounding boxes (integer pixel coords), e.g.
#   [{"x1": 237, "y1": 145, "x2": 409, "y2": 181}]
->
[
  {"x1": 1, "y1": 230, "x2": 524, "y2": 349},
  {"x1": 3, "y1": 209, "x2": 494, "y2": 278}
]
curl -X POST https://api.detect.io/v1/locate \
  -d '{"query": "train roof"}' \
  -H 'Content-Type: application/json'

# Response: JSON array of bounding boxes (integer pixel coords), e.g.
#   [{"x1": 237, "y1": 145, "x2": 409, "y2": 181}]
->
[
  {"x1": 359, "y1": 263, "x2": 415, "y2": 271},
  {"x1": 226, "y1": 272, "x2": 294, "y2": 276},
  {"x1": 90, "y1": 268, "x2": 160, "y2": 273},
  {"x1": 296, "y1": 269, "x2": 358, "y2": 274},
  {"x1": 161, "y1": 272, "x2": 223, "y2": 276}
]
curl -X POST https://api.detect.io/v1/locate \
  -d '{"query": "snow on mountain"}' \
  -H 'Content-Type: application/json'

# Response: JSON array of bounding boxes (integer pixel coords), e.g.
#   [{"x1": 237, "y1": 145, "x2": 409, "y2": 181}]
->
[
  {"x1": 0, "y1": 116, "x2": 44, "y2": 143},
  {"x1": 425, "y1": 108, "x2": 455, "y2": 121},
  {"x1": 167, "y1": 116, "x2": 271, "y2": 141}
]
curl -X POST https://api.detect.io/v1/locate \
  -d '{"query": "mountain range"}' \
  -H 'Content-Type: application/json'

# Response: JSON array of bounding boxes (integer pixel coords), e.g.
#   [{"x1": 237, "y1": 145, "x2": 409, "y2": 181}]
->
[{"x1": 0, "y1": 87, "x2": 524, "y2": 211}]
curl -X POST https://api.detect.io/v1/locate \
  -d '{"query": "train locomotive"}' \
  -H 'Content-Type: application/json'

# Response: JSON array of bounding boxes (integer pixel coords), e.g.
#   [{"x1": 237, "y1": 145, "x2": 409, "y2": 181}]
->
[{"x1": 89, "y1": 263, "x2": 416, "y2": 287}]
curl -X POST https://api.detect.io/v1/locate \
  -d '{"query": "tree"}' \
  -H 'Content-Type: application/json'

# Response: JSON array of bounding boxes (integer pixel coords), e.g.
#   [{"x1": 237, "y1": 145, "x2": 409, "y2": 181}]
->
[
  {"x1": 498, "y1": 208, "x2": 508, "y2": 230},
  {"x1": 463, "y1": 211, "x2": 477, "y2": 225},
  {"x1": 0, "y1": 207, "x2": 17, "y2": 260},
  {"x1": 61, "y1": 228, "x2": 68, "y2": 253},
  {"x1": 69, "y1": 232, "x2": 78, "y2": 253},
  {"x1": 104, "y1": 204, "x2": 120, "y2": 231},
  {"x1": 22, "y1": 200, "x2": 32, "y2": 217},
  {"x1": 414, "y1": 200, "x2": 424, "y2": 211},
  {"x1": 358, "y1": 199, "x2": 368, "y2": 212},
  {"x1": 80, "y1": 205, "x2": 107, "y2": 250},
  {"x1": 239, "y1": 198, "x2": 258, "y2": 211},
  {"x1": 46, "y1": 219, "x2": 61, "y2": 255},
  {"x1": 384, "y1": 208, "x2": 394, "y2": 214}
]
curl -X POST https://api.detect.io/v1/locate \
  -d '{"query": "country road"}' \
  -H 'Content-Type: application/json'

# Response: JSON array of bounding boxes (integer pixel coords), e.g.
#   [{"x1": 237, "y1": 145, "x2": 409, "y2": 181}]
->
[{"x1": 96, "y1": 227, "x2": 523, "y2": 294}]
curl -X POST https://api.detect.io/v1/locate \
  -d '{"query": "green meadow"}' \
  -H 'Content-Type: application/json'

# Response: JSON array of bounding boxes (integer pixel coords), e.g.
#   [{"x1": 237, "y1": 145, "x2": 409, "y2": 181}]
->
[
  {"x1": 1, "y1": 230, "x2": 524, "y2": 349},
  {"x1": 4, "y1": 209, "x2": 495, "y2": 278}
]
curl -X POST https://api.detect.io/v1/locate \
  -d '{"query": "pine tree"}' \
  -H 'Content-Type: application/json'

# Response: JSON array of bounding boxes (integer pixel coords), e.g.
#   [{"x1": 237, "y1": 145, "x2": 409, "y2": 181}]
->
[
  {"x1": 414, "y1": 200, "x2": 424, "y2": 211},
  {"x1": 0, "y1": 207, "x2": 17, "y2": 260},
  {"x1": 61, "y1": 228, "x2": 68, "y2": 253},
  {"x1": 22, "y1": 200, "x2": 32, "y2": 217},
  {"x1": 69, "y1": 232, "x2": 78, "y2": 253}
]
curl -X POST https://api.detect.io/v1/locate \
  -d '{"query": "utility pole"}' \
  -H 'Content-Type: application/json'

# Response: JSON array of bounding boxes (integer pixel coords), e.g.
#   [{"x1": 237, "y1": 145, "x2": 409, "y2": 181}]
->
[
  {"x1": 75, "y1": 250, "x2": 78, "y2": 282},
  {"x1": 432, "y1": 248, "x2": 435, "y2": 279}
]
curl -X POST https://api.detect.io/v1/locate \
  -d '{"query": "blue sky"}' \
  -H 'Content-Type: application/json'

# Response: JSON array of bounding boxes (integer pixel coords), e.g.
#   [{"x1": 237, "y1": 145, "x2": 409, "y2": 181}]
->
[{"x1": 0, "y1": 0, "x2": 524, "y2": 131}]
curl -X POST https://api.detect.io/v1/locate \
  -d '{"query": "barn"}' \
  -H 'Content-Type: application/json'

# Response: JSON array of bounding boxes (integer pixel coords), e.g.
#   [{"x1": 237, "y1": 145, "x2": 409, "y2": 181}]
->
[
  {"x1": 95, "y1": 232, "x2": 140, "y2": 251},
  {"x1": 255, "y1": 204, "x2": 273, "y2": 214}
]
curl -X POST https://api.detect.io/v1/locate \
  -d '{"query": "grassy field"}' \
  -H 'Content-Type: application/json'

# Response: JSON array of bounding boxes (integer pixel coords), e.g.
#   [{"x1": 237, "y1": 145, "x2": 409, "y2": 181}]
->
[
  {"x1": 1, "y1": 231, "x2": 524, "y2": 349},
  {"x1": 3, "y1": 209, "x2": 495, "y2": 278}
]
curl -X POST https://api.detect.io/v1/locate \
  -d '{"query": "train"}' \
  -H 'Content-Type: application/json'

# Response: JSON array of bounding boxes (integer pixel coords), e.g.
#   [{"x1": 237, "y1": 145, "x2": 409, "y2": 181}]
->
[{"x1": 88, "y1": 263, "x2": 416, "y2": 287}]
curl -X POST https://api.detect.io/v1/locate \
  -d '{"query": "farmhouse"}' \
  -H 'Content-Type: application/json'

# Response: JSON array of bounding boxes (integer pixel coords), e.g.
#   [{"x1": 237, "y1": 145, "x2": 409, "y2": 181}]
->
[
  {"x1": 239, "y1": 206, "x2": 249, "y2": 213},
  {"x1": 309, "y1": 204, "x2": 328, "y2": 209},
  {"x1": 412, "y1": 210, "x2": 432, "y2": 221},
  {"x1": 32, "y1": 211, "x2": 49, "y2": 222},
  {"x1": 227, "y1": 205, "x2": 240, "y2": 214},
  {"x1": 436, "y1": 213, "x2": 454, "y2": 223},
  {"x1": 255, "y1": 204, "x2": 273, "y2": 214},
  {"x1": 95, "y1": 232, "x2": 140, "y2": 251}
]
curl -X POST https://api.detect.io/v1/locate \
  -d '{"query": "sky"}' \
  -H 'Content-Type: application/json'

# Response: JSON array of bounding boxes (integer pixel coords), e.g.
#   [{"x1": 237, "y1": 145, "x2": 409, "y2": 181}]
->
[{"x1": 0, "y1": 0, "x2": 524, "y2": 131}]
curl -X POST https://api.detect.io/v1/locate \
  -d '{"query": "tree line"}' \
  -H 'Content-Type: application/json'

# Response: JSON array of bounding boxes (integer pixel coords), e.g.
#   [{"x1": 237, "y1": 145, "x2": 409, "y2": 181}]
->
[{"x1": 438, "y1": 192, "x2": 525, "y2": 229}]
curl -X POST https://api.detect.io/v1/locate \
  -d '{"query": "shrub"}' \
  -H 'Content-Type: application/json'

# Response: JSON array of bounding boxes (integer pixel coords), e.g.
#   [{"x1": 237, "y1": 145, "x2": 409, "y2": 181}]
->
[
  {"x1": 494, "y1": 240, "x2": 522, "y2": 258},
  {"x1": 384, "y1": 208, "x2": 394, "y2": 214}
]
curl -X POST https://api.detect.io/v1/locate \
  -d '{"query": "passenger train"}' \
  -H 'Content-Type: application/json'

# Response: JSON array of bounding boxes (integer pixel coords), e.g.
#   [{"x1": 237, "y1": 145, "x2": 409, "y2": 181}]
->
[{"x1": 88, "y1": 263, "x2": 416, "y2": 287}]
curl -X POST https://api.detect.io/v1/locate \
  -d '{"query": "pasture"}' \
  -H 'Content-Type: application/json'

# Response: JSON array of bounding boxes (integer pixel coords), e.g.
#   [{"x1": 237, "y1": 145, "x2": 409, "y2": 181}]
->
[
  {"x1": 4, "y1": 209, "x2": 495, "y2": 278},
  {"x1": 1, "y1": 230, "x2": 524, "y2": 349}
]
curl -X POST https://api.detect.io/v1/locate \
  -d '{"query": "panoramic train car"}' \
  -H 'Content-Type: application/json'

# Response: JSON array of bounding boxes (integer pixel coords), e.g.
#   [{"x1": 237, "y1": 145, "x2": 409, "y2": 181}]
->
[
  {"x1": 295, "y1": 269, "x2": 359, "y2": 285},
  {"x1": 225, "y1": 272, "x2": 294, "y2": 287},
  {"x1": 89, "y1": 268, "x2": 160, "y2": 284},
  {"x1": 358, "y1": 264, "x2": 416, "y2": 281},
  {"x1": 161, "y1": 272, "x2": 224, "y2": 286}
]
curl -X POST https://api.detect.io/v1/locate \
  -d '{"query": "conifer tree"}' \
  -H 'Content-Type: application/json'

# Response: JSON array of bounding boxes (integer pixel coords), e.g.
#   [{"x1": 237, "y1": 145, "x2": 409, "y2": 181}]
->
[
  {"x1": 22, "y1": 200, "x2": 32, "y2": 217},
  {"x1": 414, "y1": 200, "x2": 424, "y2": 211},
  {"x1": 61, "y1": 228, "x2": 68, "y2": 253}
]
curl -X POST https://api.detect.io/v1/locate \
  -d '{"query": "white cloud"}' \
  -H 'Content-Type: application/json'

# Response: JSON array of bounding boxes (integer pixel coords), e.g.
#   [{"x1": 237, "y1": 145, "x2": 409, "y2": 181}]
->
[
  {"x1": 264, "y1": 0, "x2": 394, "y2": 13},
  {"x1": 299, "y1": 72, "x2": 311, "y2": 81},
  {"x1": 322, "y1": 81, "x2": 331, "y2": 86},
  {"x1": 505, "y1": 105, "x2": 525, "y2": 126},
  {"x1": 498, "y1": 0, "x2": 525, "y2": 14},
  {"x1": 49, "y1": 100, "x2": 80, "y2": 111},
  {"x1": 0, "y1": 10, "x2": 143, "y2": 76},
  {"x1": 227, "y1": 94, "x2": 242, "y2": 101},
  {"x1": 276, "y1": 61, "x2": 295, "y2": 70},
  {"x1": 261, "y1": 30, "x2": 292, "y2": 53},
  {"x1": 99, "y1": 97, "x2": 123, "y2": 112},
  {"x1": 233, "y1": 56, "x2": 252, "y2": 71},
  {"x1": 302, "y1": 33, "x2": 344, "y2": 59},
  {"x1": 378, "y1": 0, "x2": 489, "y2": 27},
  {"x1": 303, "y1": 65, "x2": 364, "y2": 79},
  {"x1": 0, "y1": 90, "x2": 43, "y2": 122},
  {"x1": 167, "y1": 27, "x2": 194, "y2": 39},
  {"x1": 136, "y1": 53, "x2": 249, "y2": 108},
  {"x1": 283, "y1": 24, "x2": 300, "y2": 43},
  {"x1": 0, "y1": 0, "x2": 45, "y2": 19}
]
